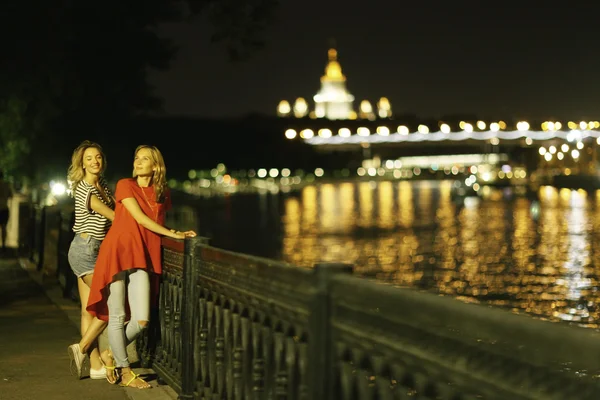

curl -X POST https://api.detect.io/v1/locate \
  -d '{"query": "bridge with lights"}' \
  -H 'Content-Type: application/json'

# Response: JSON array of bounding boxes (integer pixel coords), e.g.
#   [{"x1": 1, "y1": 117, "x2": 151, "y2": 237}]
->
[
  {"x1": 283, "y1": 119, "x2": 599, "y2": 166},
  {"x1": 280, "y1": 119, "x2": 600, "y2": 188},
  {"x1": 284, "y1": 120, "x2": 600, "y2": 151}
]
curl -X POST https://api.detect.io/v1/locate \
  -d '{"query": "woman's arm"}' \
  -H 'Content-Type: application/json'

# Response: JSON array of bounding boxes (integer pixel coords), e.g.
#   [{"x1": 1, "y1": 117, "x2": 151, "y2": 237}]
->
[
  {"x1": 121, "y1": 197, "x2": 189, "y2": 239},
  {"x1": 89, "y1": 194, "x2": 115, "y2": 221}
]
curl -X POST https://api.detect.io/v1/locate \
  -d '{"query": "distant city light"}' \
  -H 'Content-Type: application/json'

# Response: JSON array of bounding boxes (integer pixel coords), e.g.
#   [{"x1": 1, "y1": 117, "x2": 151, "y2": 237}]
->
[
  {"x1": 376, "y1": 126, "x2": 390, "y2": 136},
  {"x1": 339, "y1": 128, "x2": 351, "y2": 137},
  {"x1": 318, "y1": 129, "x2": 332, "y2": 138},
  {"x1": 571, "y1": 149, "x2": 580, "y2": 159},
  {"x1": 300, "y1": 129, "x2": 314, "y2": 139},
  {"x1": 516, "y1": 121, "x2": 530, "y2": 131},
  {"x1": 357, "y1": 127, "x2": 370, "y2": 136},
  {"x1": 51, "y1": 182, "x2": 66, "y2": 196},
  {"x1": 277, "y1": 100, "x2": 291, "y2": 116},
  {"x1": 397, "y1": 125, "x2": 409, "y2": 135},
  {"x1": 285, "y1": 129, "x2": 297, "y2": 139},
  {"x1": 293, "y1": 98, "x2": 308, "y2": 118}
]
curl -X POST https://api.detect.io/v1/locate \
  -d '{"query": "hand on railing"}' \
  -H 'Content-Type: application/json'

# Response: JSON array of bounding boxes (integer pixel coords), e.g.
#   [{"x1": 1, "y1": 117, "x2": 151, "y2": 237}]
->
[{"x1": 169, "y1": 229, "x2": 197, "y2": 240}]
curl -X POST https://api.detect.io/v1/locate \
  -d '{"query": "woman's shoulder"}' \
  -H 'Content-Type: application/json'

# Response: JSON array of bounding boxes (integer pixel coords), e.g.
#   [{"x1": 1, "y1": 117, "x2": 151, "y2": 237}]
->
[
  {"x1": 75, "y1": 180, "x2": 92, "y2": 194},
  {"x1": 116, "y1": 178, "x2": 136, "y2": 187},
  {"x1": 115, "y1": 178, "x2": 138, "y2": 199}
]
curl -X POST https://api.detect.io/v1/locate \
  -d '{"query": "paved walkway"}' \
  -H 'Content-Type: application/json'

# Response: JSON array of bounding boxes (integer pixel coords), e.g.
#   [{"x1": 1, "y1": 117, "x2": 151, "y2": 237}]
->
[{"x1": 0, "y1": 253, "x2": 177, "y2": 400}]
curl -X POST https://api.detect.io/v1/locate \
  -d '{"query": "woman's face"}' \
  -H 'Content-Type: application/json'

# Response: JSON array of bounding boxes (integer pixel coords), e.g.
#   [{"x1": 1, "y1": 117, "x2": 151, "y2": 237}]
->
[
  {"x1": 83, "y1": 147, "x2": 103, "y2": 175},
  {"x1": 134, "y1": 148, "x2": 155, "y2": 177}
]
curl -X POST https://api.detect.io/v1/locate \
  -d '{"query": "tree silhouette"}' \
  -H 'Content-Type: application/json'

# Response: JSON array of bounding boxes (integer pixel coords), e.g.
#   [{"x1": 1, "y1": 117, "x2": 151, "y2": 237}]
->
[{"x1": 0, "y1": 0, "x2": 278, "y2": 181}]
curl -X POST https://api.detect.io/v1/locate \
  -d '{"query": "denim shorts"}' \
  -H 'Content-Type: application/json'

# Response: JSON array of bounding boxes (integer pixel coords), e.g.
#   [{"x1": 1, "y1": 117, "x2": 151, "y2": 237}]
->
[{"x1": 68, "y1": 234, "x2": 102, "y2": 278}]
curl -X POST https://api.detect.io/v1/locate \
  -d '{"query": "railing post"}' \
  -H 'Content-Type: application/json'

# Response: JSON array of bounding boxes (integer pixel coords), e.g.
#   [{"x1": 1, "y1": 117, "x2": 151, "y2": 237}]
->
[
  {"x1": 35, "y1": 205, "x2": 46, "y2": 271},
  {"x1": 29, "y1": 205, "x2": 38, "y2": 262},
  {"x1": 55, "y1": 211, "x2": 63, "y2": 282},
  {"x1": 17, "y1": 199, "x2": 32, "y2": 258},
  {"x1": 179, "y1": 236, "x2": 210, "y2": 400},
  {"x1": 57, "y1": 210, "x2": 76, "y2": 300},
  {"x1": 307, "y1": 262, "x2": 353, "y2": 400}
]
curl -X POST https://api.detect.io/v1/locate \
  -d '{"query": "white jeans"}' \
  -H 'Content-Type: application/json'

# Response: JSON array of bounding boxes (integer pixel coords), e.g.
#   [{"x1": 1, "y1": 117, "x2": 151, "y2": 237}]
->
[{"x1": 107, "y1": 269, "x2": 150, "y2": 368}]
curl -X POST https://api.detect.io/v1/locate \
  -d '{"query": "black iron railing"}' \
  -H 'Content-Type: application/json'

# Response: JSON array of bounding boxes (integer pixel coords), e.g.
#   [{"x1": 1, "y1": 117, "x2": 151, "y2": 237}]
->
[
  {"x1": 144, "y1": 236, "x2": 600, "y2": 400},
  {"x1": 28, "y1": 204, "x2": 600, "y2": 399}
]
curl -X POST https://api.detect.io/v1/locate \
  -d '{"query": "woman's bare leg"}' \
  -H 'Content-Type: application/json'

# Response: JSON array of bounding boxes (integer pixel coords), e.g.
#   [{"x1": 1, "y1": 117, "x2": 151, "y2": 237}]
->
[
  {"x1": 79, "y1": 317, "x2": 107, "y2": 353},
  {"x1": 78, "y1": 275, "x2": 103, "y2": 371}
]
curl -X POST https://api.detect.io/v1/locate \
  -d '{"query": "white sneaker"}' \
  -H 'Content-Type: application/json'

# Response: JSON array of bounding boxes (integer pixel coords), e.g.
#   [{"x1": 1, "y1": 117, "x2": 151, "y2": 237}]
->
[
  {"x1": 68, "y1": 343, "x2": 90, "y2": 379},
  {"x1": 90, "y1": 366, "x2": 107, "y2": 380}
]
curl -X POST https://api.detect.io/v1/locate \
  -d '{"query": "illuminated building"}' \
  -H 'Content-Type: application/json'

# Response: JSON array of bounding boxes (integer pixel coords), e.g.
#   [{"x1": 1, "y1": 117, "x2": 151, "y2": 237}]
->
[
  {"x1": 313, "y1": 48, "x2": 355, "y2": 120},
  {"x1": 277, "y1": 47, "x2": 391, "y2": 120}
]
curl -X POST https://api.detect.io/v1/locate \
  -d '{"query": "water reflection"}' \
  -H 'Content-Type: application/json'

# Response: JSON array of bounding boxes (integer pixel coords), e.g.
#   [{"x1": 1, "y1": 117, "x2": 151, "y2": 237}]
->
[{"x1": 181, "y1": 180, "x2": 600, "y2": 328}]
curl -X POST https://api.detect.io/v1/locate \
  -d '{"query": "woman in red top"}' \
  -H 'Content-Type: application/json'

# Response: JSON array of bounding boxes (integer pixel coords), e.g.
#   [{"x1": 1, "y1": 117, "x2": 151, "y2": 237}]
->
[{"x1": 87, "y1": 145, "x2": 196, "y2": 389}]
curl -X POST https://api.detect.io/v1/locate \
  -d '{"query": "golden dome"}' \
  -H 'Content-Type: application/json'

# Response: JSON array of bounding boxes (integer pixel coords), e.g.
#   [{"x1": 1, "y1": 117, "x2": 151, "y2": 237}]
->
[
  {"x1": 322, "y1": 48, "x2": 346, "y2": 82},
  {"x1": 328, "y1": 48, "x2": 337, "y2": 61}
]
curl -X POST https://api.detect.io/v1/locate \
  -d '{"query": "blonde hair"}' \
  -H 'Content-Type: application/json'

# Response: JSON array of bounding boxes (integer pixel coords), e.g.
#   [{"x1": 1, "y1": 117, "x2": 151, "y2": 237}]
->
[
  {"x1": 67, "y1": 140, "x2": 106, "y2": 196},
  {"x1": 132, "y1": 145, "x2": 167, "y2": 203}
]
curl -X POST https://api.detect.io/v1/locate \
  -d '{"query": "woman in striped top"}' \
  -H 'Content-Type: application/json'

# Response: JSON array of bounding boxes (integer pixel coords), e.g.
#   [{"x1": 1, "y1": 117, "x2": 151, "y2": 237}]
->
[{"x1": 65, "y1": 140, "x2": 117, "y2": 383}]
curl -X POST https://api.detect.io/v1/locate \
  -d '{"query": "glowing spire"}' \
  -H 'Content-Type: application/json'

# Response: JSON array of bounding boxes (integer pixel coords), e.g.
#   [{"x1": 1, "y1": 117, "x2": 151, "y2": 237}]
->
[
  {"x1": 322, "y1": 48, "x2": 345, "y2": 82},
  {"x1": 328, "y1": 48, "x2": 337, "y2": 61}
]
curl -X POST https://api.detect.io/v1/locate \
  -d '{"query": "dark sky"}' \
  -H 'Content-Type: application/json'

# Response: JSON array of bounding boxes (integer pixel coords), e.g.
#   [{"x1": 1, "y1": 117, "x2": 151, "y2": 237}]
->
[{"x1": 149, "y1": 1, "x2": 600, "y2": 121}]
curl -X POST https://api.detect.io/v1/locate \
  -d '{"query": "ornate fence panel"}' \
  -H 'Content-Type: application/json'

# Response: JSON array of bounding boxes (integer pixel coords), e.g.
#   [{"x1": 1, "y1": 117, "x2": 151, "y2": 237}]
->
[
  {"x1": 187, "y1": 243, "x2": 324, "y2": 400},
  {"x1": 146, "y1": 237, "x2": 600, "y2": 400},
  {"x1": 328, "y1": 275, "x2": 600, "y2": 400},
  {"x1": 149, "y1": 238, "x2": 188, "y2": 393}
]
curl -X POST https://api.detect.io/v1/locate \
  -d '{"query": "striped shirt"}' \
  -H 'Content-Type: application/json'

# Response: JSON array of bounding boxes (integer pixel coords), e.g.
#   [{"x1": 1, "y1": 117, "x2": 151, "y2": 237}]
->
[{"x1": 72, "y1": 178, "x2": 115, "y2": 240}]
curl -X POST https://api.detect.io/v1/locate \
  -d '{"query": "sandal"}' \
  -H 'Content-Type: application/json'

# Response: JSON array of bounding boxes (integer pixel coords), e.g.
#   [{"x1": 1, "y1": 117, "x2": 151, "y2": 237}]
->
[
  {"x1": 119, "y1": 371, "x2": 151, "y2": 389},
  {"x1": 99, "y1": 350, "x2": 119, "y2": 384}
]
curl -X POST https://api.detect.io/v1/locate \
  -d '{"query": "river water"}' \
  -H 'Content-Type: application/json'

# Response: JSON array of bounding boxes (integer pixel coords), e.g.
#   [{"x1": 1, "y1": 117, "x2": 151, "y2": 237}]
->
[{"x1": 171, "y1": 180, "x2": 600, "y2": 329}]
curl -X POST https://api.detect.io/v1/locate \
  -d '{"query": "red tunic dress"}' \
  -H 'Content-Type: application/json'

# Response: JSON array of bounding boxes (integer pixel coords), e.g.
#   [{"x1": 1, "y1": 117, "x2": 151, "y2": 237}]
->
[{"x1": 87, "y1": 178, "x2": 172, "y2": 321}]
